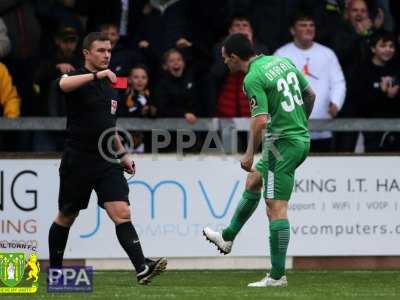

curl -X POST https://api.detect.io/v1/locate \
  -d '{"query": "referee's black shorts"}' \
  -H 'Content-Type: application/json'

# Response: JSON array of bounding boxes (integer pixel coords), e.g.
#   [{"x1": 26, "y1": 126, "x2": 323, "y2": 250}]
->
[{"x1": 58, "y1": 147, "x2": 130, "y2": 214}]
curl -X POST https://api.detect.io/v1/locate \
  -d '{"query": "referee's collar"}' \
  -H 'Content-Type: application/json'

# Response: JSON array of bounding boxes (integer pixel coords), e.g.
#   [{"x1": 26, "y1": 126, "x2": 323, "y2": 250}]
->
[
  {"x1": 81, "y1": 66, "x2": 94, "y2": 74},
  {"x1": 82, "y1": 66, "x2": 104, "y2": 74}
]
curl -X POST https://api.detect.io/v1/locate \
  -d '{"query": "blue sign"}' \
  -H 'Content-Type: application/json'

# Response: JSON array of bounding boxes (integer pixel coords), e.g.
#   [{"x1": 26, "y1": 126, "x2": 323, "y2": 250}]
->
[{"x1": 47, "y1": 266, "x2": 93, "y2": 293}]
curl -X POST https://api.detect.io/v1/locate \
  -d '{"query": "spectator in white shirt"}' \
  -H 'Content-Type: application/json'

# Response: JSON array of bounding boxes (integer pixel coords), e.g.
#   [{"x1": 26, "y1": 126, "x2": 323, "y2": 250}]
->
[{"x1": 274, "y1": 12, "x2": 346, "y2": 152}]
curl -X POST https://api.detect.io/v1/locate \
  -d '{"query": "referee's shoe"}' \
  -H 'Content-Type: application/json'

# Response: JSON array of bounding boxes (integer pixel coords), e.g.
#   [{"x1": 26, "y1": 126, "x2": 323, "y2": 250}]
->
[{"x1": 137, "y1": 257, "x2": 168, "y2": 284}]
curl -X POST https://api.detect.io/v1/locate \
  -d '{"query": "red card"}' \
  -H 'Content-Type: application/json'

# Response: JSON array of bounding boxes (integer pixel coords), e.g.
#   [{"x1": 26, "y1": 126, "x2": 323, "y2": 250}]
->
[{"x1": 111, "y1": 77, "x2": 128, "y2": 89}]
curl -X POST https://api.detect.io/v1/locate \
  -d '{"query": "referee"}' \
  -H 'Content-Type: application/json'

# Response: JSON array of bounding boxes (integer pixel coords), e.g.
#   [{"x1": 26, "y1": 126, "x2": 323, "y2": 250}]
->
[{"x1": 48, "y1": 32, "x2": 167, "y2": 285}]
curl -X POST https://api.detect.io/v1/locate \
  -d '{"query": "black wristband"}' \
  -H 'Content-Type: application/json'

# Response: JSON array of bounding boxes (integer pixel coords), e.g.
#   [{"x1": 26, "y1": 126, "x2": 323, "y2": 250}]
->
[{"x1": 92, "y1": 71, "x2": 98, "y2": 81}]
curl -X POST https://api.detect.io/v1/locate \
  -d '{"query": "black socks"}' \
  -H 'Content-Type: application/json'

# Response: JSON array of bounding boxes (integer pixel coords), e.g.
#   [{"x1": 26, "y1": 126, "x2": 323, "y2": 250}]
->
[
  {"x1": 116, "y1": 222, "x2": 146, "y2": 273},
  {"x1": 48, "y1": 222, "x2": 70, "y2": 267}
]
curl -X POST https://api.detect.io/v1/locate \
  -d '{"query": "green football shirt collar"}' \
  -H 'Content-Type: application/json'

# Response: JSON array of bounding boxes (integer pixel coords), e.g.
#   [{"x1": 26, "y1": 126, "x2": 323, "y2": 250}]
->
[{"x1": 247, "y1": 54, "x2": 265, "y2": 73}]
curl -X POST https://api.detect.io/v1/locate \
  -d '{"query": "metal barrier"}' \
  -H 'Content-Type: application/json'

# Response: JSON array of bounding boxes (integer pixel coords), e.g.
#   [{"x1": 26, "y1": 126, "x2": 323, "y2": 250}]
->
[
  {"x1": 0, "y1": 117, "x2": 399, "y2": 131},
  {"x1": 0, "y1": 117, "x2": 399, "y2": 154}
]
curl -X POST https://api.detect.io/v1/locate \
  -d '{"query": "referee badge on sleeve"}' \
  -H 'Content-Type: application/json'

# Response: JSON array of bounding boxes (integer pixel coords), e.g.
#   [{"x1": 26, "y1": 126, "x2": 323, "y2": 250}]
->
[{"x1": 111, "y1": 99, "x2": 118, "y2": 115}]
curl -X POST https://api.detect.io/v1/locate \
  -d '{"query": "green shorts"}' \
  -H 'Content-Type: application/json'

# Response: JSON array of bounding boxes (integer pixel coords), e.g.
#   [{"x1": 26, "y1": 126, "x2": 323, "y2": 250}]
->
[{"x1": 255, "y1": 139, "x2": 310, "y2": 200}]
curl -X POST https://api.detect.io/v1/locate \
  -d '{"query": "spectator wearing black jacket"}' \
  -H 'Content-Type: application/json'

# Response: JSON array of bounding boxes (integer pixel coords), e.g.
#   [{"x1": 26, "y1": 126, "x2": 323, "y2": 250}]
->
[
  {"x1": 329, "y1": 0, "x2": 385, "y2": 151},
  {"x1": 391, "y1": 0, "x2": 400, "y2": 32},
  {"x1": 35, "y1": 25, "x2": 82, "y2": 116},
  {"x1": 135, "y1": 0, "x2": 192, "y2": 80},
  {"x1": 154, "y1": 49, "x2": 197, "y2": 124},
  {"x1": 35, "y1": 0, "x2": 84, "y2": 58},
  {"x1": 330, "y1": 0, "x2": 384, "y2": 78},
  {"x1": 33, "y1": 25, "x2": 82, "y2": 152},
  {"x1": 76, "y1": 0, "x2": 146, "y2": 44},
  {"x1": 353, "y1": 31, "x2": 400, "y2": 151},
  {"x1": 99, "y1": 23, "x2": 144, "y2": 77}
]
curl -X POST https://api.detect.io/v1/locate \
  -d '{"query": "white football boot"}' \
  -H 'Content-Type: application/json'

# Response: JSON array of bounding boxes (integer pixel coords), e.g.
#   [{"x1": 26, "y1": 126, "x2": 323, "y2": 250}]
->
[
  {"x1": 202, "y1": 227, "x2": 233, "y2": 254},
  {"x1": 248, "y1": 273, "x2": 288, "y2": 287}
]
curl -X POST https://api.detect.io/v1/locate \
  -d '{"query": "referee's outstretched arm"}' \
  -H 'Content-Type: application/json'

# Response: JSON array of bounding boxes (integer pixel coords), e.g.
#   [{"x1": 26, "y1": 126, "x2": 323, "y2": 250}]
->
[{"x1": 59, "y1": 69, "x2": 116, "y2": 93}]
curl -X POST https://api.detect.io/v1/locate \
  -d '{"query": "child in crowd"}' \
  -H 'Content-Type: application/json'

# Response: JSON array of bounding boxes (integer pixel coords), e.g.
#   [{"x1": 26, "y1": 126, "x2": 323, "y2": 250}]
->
[
  {"x1": 353, "y1": 30, "x2": 400, "y2": 151},
  {"x1": 154, "y1": 49, "x2": 197, "y2": 124},
  {"x1": 119, "y1": 65, "x2": 157, "y2": 118},
  {"x1": 118, "y1": 65, "x2": 156, "y2": 152}
]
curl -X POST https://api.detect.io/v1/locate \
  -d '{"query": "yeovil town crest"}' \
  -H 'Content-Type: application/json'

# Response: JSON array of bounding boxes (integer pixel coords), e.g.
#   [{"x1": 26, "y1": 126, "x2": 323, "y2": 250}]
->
[{"x1": 0, "y1": 253, "x2": 39, "y2": 293}]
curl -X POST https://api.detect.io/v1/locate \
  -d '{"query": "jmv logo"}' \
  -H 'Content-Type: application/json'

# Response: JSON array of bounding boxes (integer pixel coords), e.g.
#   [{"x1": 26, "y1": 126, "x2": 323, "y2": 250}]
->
[{"x1": 0, "y1": 253, "x2": 39, "y2": 293}]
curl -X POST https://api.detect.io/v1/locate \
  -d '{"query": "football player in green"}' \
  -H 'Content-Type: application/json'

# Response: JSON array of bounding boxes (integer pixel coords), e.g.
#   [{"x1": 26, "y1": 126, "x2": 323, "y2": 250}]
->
[{"x1": 203, "y1": 33, "x2": 315, "y2": 287}]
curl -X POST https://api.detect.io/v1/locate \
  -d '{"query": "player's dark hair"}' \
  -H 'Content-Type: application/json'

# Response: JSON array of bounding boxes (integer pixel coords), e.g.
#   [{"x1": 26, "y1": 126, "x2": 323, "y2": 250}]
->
[
  {"x1": 290, "y1": 12, "x2": 314, "y2": 27},
  {"x1": 222, "y1": 33, "x2": 255, "y2": 60},
  {"x1": 82, "y1": 32, "x2": 110, "y2": 50},
  {"x1": 369, "y1": 30, "x2": 396, "y2": 48}
]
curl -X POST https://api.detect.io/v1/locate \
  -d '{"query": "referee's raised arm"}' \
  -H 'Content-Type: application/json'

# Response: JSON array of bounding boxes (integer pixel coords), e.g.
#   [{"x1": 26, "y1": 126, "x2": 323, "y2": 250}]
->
[
  {"x1": 59, "y1": 30, "x2": 117, "y2": 93},
  {"x1": 59, "y1": 69, "x2": 116, "y2": 92}
]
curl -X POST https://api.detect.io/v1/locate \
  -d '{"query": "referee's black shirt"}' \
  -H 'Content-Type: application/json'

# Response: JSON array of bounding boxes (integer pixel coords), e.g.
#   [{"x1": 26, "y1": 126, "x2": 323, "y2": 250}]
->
[{"x1": 59, "y1": 67, "x2": 119, "y2": 154}]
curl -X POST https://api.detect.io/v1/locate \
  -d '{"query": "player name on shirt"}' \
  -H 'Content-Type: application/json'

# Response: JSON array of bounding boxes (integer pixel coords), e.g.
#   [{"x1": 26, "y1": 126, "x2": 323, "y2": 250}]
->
[{"x1": 263, "y1": 61, "x2": 295, "y2": 82}]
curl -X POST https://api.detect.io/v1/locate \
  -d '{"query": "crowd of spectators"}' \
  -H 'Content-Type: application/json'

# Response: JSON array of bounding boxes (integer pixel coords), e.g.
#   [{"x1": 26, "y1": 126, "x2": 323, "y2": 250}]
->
[{"x1": 0, "y1": 0, "x2": 399, "y2": 152}]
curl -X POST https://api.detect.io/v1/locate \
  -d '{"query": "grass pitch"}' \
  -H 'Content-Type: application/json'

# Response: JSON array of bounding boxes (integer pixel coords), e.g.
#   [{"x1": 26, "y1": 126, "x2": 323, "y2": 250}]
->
[{"x1": 4, "y1": 270, "x2": 400, "y2": 300}]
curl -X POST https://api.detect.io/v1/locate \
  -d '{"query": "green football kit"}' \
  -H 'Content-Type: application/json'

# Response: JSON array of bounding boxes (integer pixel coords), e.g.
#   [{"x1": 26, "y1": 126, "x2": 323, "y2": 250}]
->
[
  {"x1": 221, "y1": 54, "x2": 312, "y2": 281},
  {"x1": 244, "y1": 55, "x2": 310, "y2": 200}
]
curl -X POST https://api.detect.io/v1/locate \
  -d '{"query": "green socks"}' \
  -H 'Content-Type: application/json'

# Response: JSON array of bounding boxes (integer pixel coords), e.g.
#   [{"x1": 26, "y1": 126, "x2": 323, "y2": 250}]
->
[
  {"x1": 220, "y1": 189, "x2": 290, "y2": 280},
  {"x1": 269, "y1": 219, "x2": 290, "y2": 279},
  {"x1": 222, "y1": 189, "x2": 261, "y2": 241}
]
